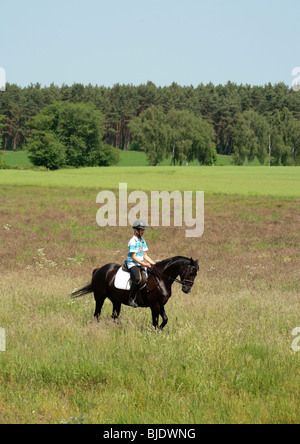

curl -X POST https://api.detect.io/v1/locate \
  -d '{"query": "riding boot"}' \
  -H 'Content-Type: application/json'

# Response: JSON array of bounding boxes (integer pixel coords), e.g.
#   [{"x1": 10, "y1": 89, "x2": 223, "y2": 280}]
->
[{"x1": 128, "y1": 282, "x2": 139, "y2": 308}]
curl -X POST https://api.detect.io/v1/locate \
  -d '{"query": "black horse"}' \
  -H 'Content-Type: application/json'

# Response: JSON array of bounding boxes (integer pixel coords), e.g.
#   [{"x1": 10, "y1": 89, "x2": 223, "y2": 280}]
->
[{"x1": 71, "y1": 256, "x2": 199, "y2": 330}]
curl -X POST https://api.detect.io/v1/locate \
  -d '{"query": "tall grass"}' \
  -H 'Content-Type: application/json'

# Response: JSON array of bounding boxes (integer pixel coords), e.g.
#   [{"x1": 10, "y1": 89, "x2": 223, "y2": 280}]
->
[{"x1": 0, "y1": 271, "x2": 299, "y2": 424}]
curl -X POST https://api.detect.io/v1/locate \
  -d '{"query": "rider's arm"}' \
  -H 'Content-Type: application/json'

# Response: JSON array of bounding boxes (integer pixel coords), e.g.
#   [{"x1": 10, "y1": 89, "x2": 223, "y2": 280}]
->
[
  {"x1": 144, "y1": 252, "x2": 156, "y2": 265},
  {"x1": 132, "y1": 252, "x2": 152, "y2": 268}
]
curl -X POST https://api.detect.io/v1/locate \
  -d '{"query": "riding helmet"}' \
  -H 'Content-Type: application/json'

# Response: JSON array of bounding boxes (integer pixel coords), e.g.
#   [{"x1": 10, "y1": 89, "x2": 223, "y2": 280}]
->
[{"x1": 132, "y1": 219, "x2": 147, "y2": 230}]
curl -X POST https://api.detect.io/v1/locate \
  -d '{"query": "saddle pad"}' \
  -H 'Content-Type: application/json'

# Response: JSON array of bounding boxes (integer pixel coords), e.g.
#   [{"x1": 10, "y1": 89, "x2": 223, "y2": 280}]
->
[{"x1": 114, "y1": 267, "x2": 131, "y2": 290}]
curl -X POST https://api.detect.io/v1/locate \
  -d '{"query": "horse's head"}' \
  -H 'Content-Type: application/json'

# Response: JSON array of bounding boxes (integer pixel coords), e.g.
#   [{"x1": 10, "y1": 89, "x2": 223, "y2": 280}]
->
[{"x1": 180, "y1": 258, "x2": 199, "y2": 294}]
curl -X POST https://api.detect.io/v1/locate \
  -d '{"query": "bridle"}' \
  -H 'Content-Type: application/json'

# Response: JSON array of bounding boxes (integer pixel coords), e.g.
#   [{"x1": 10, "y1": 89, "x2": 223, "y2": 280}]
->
[
  {"x1": 149, "y1": 262, "x2": 198, "y2": 287},
  {"x1": 180, "y1": 265, "x2": 198, "y2": 286}
]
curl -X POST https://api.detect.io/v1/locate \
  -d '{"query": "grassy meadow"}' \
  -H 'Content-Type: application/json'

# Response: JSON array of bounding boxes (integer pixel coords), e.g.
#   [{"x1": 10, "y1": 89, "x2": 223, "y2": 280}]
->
[
  {"x1": 0, "y1": 149, "x2": 253, "y2": 168},
  {"x1": 1, "y1": 149, "x2": 234, "y2": 168},
  {"x1": 0, "y1": 165, "x2": 299, "y2": 424},
  {"x1": 0, "y1": 165, "x2": 299, "y2": 197}
]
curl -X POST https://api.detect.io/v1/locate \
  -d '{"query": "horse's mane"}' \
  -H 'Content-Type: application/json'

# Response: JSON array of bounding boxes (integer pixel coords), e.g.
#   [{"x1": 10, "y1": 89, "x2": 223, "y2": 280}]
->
[{"x1": 154, "y1": 256, "x2": 190, "y2": 268}]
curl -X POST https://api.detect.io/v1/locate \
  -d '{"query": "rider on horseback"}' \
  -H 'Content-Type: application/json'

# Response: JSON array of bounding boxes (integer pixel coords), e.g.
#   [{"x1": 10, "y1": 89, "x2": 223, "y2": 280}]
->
[{"x1": 126, "y1": 220, "x2": 156, "y2": 308}]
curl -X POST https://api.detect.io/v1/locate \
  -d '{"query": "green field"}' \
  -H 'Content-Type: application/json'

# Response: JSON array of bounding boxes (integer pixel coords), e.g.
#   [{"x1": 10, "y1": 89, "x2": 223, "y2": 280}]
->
[
  {"x1": 118, "y1": 150, "x2": 234, "y2": 167},
  {"x1": 0, "y1": 165, "x2": 299, "y2": 198},
  {"x1": 0, "y1": 150, "x2": 33, "y2": 168},
  {"x1": 0, "y1": 166, "x2": 299, "y2": 424},
  {"x1": 0, "y1": 149, "x2": 244, "y2": 168}
]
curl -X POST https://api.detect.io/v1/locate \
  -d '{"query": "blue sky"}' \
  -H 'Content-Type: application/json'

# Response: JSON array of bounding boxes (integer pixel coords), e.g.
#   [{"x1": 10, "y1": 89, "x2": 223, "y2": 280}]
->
[{"x1": 1, "y1": 0, "x2": 299, "y2": 88}]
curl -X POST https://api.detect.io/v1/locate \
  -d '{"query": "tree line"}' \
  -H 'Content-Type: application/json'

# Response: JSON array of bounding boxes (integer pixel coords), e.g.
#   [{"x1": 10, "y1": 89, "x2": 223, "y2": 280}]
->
[{"x1": 0, "y1": 81, "x2": 299, "y2": 167}]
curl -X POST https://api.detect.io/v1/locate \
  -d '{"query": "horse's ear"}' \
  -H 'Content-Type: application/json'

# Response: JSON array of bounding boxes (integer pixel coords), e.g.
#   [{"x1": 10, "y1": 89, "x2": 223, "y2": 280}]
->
[{"x1": 191, "y1": 258, "x2": 199, "y2": 268}]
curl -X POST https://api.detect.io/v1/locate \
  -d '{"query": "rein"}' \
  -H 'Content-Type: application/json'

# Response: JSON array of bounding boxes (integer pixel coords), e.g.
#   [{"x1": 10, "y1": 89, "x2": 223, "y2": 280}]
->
[{"x1": 148, "y1": 262, "x2": 197, "y2": 286}]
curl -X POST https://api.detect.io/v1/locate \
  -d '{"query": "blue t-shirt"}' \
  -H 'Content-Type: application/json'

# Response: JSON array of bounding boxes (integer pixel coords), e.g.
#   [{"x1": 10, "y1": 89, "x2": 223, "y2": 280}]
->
[{"x1": 126, "y1": 235, "x2": 148, "y2": 269}]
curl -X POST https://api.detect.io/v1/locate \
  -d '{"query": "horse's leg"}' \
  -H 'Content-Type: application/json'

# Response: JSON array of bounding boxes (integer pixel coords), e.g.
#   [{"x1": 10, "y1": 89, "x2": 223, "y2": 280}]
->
[
  {"x1": 159, "y1": 306, "x2": 168, "y2": 330},
  {"x1": 111, "y1": 300, "x2": 121, "y2": 320},
  {"x1": 151, "y1": 303, "x2": 160, "y2": 329},
  {"x1": 94, "y1": 291, "x2": 106, "y2": 322}
]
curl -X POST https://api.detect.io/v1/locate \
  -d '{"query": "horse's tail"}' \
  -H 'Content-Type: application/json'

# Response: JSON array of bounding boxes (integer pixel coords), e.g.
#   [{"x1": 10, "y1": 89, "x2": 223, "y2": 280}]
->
[{"x1": 71, "y1": 282, "x2": 93, "y2": 298}]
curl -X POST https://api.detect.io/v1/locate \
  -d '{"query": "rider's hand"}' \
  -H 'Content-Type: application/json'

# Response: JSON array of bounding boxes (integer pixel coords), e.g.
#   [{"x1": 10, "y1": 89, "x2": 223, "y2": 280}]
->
[{"x1": 146, "y1": 263, "x2": 152, "y2": 269}]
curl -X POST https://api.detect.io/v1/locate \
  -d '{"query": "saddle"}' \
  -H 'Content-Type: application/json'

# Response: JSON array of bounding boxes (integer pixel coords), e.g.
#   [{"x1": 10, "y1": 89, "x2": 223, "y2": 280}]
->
[{"x1": 114, "y1": 262, "x2": 148, "y2": 291}]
